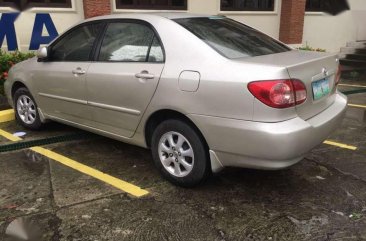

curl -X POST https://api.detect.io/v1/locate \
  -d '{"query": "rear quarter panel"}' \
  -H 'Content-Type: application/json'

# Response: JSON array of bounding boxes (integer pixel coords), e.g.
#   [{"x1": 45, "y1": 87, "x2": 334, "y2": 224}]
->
[{"x1": 143, "y1": 19, "x2": 296, "y2": 123}]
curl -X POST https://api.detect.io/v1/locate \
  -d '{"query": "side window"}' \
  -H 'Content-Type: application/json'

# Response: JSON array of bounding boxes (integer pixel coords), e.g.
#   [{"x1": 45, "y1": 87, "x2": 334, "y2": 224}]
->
[
  {"x1": 98, "y1": 22, "x2": 163, "y2": 62},
  {"x1": 50, "y1": 23, "x2": 104, "y2": 62},
  {"x1": 148, "y1": 36, "x2": 164, "y2": 62}
]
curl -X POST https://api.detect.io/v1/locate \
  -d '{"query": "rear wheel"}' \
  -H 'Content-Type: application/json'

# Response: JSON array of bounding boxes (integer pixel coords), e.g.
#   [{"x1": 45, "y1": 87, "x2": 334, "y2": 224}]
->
[
  {"x1": 14, "y1": 87, "x2": 43, "y2": 130},
  {"x1": 151, "y1": 119, "x2": 210, "y2": 187}
]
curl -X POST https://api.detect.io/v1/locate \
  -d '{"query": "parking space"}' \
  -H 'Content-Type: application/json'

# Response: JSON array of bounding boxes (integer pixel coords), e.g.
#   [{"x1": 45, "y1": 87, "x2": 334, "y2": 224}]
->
[
  {"x1": 1, "y1": 79, "x2": 366, "y2": 241},
  {"x1": 0, "y1": 136, "x2": 8, "y2": 145}
]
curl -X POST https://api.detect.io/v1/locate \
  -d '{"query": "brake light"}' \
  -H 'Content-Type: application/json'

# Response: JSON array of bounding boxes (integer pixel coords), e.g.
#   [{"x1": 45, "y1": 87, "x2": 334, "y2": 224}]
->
[
  {"x1": 292, "y1": 79, "x2": 307, "y2": 105},
  {"x1": 335, "y1": 64, "x2": 342, "y2": 86},
  {"x1": 248, "y1": 79, "x2": 307, "y2": 109}
]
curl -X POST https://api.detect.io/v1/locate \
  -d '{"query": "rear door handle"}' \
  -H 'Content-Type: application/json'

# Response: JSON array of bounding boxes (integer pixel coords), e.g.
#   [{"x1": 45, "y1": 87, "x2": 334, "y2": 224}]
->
[
  {"x1": 135, "y1": 71, "x2": 154, "y2": 80},
  {"x1": 72, "y1": 68, "x2": 86, "y2": 75}
]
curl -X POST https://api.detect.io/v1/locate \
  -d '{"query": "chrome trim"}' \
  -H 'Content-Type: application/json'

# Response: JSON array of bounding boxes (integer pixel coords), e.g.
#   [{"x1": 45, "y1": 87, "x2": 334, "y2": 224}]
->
[
  {"x1": 38, "y1": 93, "x2": 87, "y2": 105},
  {"x1": 88, "y1": 101, "x2": 141, "y2": 116}
]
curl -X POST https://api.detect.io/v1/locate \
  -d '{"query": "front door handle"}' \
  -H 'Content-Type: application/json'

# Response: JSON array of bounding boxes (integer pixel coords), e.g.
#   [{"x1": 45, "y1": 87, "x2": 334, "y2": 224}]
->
[
  {"x1": 72, "y1": 68, "x2": 86, "y2": 76},
  {"x1": 135, "y1": 71, "x2": 154, "y2": 80}
]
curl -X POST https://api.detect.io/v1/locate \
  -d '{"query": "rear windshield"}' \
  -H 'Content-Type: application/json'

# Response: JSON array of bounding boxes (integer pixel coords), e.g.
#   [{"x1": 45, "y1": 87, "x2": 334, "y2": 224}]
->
[{"x1": 174, "y1": 17, "x2": 291, "y2": 59}]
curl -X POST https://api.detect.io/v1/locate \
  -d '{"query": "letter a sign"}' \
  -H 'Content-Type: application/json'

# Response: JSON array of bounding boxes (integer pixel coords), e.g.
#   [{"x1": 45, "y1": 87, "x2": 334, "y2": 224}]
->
[{"x1": 0, "y1": 13, "x2": 59, "y2": 51}]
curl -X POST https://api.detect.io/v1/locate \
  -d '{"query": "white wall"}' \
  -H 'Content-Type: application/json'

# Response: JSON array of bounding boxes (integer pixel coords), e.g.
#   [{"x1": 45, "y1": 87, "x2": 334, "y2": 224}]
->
[
  {"x1": 303, "y1": 0, "x2": 366, "y2": 53},
  {"x1": 0, "y1": 0, "x2": 287, "y2": 51},
  {"x1": 1, "y1": 0, "x2": 362, "y2": 53},
  {"x1": 0, "y1": 0, "x2": 84, "y2": 51},
  {"x1": 352, "y1": 0, "x2": 366, "y2": 41}
]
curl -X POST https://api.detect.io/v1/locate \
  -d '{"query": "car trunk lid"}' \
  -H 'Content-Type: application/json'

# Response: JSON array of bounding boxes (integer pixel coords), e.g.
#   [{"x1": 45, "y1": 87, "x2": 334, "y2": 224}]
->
[
  {"x1": 286, "y1": 52, "x2": 338, "y2": 120},
  {"x1": 237, "y1": 50, "x2": 339, "y2": 120}
]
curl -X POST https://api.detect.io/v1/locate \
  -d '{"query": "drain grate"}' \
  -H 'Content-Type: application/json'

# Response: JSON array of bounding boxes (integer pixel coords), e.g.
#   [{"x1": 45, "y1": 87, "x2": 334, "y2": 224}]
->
[{"x1": 0, "y1": 132, "x2": 98, "y2": 153}]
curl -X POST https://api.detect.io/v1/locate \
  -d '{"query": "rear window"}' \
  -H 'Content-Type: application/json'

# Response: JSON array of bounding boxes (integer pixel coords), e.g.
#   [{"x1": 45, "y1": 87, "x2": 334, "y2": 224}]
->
[{"x1": 174, "y1": 17, "x2": 291, "y2": 59}]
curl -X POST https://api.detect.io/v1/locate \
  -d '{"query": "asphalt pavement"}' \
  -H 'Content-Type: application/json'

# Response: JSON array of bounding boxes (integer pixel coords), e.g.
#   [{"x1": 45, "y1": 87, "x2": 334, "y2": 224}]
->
[{"x1": 0, "y1": 79, "x2": 365, "y2": 241}]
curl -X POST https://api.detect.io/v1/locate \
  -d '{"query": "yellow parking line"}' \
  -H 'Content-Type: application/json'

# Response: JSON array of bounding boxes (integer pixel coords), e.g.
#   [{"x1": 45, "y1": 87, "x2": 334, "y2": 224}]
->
[
  {"x1": 0, "y1": 129, "x2": 22, "y2": 141},
  {"x1": 339, "y1": 84, "x2": 366, "y2": 88},
  {"x1": 0, "y1": 129, "x2": 149, "y2": 197},
  {"x1": 0, "y1": 109, "x2": 15, "y2": 123},
  {"x1": 31, "y1": 147, "x2": 149, "y2": 197},
  {"x1": 348, "y1": 104, "x2": 366, "y2": 109},
  {"x1": 324, "y1": 140, "x2": 357, "y2": 150}
]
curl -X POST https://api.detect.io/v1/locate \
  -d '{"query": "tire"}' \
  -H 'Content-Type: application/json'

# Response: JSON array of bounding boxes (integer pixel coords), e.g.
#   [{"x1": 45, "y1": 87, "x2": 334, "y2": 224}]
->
[
  {"x1": 151, "y1": 119, "x2": 210, "y2": 187},
  {"x1": 13, "y1": 87, "x2": 43, "y2": 130}
]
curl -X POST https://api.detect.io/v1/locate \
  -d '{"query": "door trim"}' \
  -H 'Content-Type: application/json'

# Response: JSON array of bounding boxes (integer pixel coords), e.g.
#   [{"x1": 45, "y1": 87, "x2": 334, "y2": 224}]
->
[
  {"x1": 88, "y1": 101, "x2": 141, "y2": 116},
  {"x1": 39, "y1": 93, "x2": 87, "y2": 105}
]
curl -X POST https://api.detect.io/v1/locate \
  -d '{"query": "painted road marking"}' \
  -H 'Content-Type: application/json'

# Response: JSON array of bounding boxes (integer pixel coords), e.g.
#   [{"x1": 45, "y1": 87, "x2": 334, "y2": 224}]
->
[
  {"x1": 348, "y1": 104, "x2": 366, "y2": 109},
  {"x1": 31, "y1": 147, "x2": 149, "y2": 197},
  {"x1": 0, "y1": 129, "x2": 22, "y2": 142},
  {"x1": 0, "y1": 129, "x2": 149, "y2": 197},
  {"x1": 324, "y1": 140, "x2": 357, "y2": 150},
  {"x1": 339, "y1": 84, "x2": 366, "y2": 88},
  {"x1": 0, "y1": 109, "x2": 15, "y2": 123}
]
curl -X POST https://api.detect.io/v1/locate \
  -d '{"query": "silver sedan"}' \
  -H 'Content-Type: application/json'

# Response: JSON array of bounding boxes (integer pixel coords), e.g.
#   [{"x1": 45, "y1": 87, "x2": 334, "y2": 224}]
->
[{"x1": 4, "y1": 13, "x2": 347, "y2": 187}]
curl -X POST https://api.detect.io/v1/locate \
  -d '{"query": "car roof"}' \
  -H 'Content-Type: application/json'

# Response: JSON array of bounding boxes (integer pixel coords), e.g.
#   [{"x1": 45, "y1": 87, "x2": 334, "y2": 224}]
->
[{"x1": 85, "y1": 12, "x2": 218, "y2": 22}]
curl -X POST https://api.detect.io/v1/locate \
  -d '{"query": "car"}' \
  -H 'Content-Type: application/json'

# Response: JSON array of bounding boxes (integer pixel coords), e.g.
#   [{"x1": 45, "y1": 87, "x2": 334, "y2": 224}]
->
[{"x1": 4, "y1": 13, "x2": 347, "y2": 187}]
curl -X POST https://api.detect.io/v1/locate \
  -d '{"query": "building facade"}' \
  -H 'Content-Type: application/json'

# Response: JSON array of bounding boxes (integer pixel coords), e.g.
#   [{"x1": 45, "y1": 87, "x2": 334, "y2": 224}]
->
[{"x1": 0, "y1": 0, "x2": 365, "y2": 53}]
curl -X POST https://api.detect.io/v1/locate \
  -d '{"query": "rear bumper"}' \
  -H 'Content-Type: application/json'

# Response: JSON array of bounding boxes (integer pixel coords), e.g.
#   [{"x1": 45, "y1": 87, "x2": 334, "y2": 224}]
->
[{"x1": 188, "y1": 92, "x2": 348, "y2": 170}]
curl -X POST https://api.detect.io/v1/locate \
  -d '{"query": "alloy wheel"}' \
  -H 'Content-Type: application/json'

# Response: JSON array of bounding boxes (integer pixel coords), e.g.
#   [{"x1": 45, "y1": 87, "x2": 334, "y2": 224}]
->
[
  {"x1": 16, "y1": 95, "x2": 37, "y2": 125},
  {"x1": 158, "y1": 131, "x2": 195, "y2": 177}
]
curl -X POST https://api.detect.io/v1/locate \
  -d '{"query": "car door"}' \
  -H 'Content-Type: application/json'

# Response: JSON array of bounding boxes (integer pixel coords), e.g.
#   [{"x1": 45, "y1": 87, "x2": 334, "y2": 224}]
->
[
  {"x1": 86, "y1": 21, "x2": 165, "y2": 138},
  {"x1": 33, "y1": 22, "x2": 104, "y2": 124}
]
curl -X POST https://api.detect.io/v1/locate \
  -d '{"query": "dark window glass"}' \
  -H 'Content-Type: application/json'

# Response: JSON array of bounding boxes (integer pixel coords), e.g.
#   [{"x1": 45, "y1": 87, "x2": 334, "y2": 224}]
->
[
  {"x1": 50, "y1": 23, "x2": 104, "y2": 61},
  {"x1": 221, "y1": 0, "x2": 274, "y2": 11},
  {"x1": 0, "y1": 0, "x2": 72, "y2": 8},
  {"x1": 98, "y1": 22, "x2": 163, "y2": 62},
  {"x1": 175, "y1": 17, "x2": 290, "y2": 59},
  {"x1": 148, "y1": 36, "x2": 164, "y2": 62},
  {"x1": 0, "y1": 0, "x2": 14, "y2": 7},
  {"x1": 115, "y1": 0, "x2": 187, "y2": 10},
  {"x1": 305, "y1": 0, "x2": 325, "y2": 12}
]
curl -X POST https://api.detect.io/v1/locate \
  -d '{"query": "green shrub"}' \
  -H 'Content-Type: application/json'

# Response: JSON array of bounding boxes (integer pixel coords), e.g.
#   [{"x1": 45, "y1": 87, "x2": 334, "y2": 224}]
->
[
  {"x1": 297, "y1": 43, "x2": 326, "y2": 52},
  {"x1": 0, "y1": 50, "x2": 35, "y2": 96}
]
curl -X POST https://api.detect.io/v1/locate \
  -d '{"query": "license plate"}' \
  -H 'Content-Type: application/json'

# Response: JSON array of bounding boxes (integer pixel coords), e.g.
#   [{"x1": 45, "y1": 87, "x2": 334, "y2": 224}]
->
[{"x1": 312, "y1": 78, "x2": 330, "y2": 100}]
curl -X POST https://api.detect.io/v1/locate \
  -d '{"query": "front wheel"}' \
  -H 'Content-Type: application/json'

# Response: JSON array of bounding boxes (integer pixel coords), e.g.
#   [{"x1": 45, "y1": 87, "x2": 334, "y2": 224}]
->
[
  {"x1": 151, "y1": 119, "x2": 210, "y2": 187},
  {"x1": 14, "y1": 87, "x2": 43, "y2": 130}
]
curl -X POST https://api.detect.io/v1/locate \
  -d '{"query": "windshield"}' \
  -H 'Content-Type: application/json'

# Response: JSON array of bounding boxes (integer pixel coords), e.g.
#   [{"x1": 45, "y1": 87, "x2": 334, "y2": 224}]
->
[{"x1": 175, "y1": 17, "x2": 291, "y2": 59}]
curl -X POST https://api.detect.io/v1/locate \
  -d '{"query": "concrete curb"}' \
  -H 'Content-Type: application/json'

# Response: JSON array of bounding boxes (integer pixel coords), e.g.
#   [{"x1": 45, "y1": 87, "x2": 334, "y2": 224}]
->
[{"x1": 0, "y1": 109, "x2": 15, "y2": 123}]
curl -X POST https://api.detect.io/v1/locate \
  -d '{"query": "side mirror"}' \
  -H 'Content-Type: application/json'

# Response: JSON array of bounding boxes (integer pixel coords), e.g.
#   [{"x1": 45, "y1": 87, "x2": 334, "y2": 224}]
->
[{"x1": 37, "y1": 46, "x2": 48, "y2": 60}]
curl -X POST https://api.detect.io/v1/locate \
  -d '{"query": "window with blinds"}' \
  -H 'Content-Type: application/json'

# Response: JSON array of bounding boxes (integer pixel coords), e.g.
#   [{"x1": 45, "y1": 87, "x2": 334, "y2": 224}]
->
[
  {"x1": 221, "y1": 0, "x2": 275, "y2": 11},
  {"x1": 115, "y1": 0, "x2": 187, "y2": 10},
  {"x1": 0, "y1": 0, "x2": 72, "y2": 9}
]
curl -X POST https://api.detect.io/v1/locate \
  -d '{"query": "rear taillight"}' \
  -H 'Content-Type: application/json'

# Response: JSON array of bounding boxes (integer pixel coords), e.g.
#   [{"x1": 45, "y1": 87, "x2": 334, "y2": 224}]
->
[
  {"x1": 292, "y1": 79, "x2": 307, "y2": 105},
  {"x1": 335, "y1": 64, "x2": 342, "y2": 86},
  {"x1": 248, "y1": 79, "x2": 307, "y2": 109}
]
